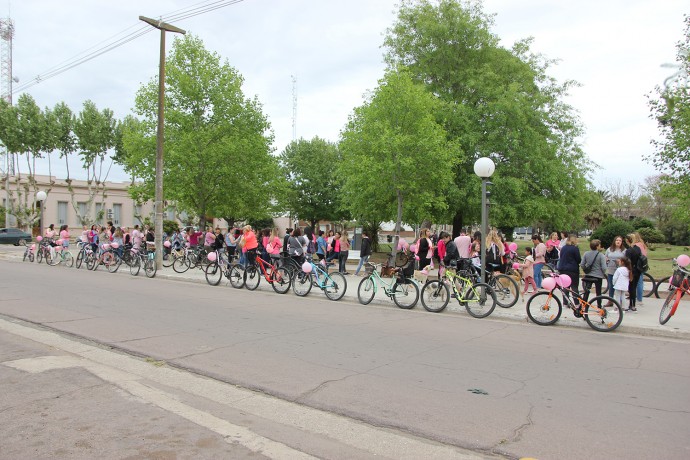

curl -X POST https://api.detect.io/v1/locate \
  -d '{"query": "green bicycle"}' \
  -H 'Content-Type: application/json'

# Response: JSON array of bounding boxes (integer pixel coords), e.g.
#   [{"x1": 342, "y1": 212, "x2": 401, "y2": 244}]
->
[
  {"x1": 356, "y1": 262, "x2": 419, "y2": 309},
  {"x1": 420, "y1": 260, "x2": 497, "y2": 318},
  {"x1": 293, "y1": 259, "x2": 347, "y2": 301}
]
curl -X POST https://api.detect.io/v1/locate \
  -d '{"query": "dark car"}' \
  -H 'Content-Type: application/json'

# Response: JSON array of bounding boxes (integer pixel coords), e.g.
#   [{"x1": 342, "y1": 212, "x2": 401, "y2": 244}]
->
[{"x1": 0, "y1": 228, "x2": 32, "y2": 245}]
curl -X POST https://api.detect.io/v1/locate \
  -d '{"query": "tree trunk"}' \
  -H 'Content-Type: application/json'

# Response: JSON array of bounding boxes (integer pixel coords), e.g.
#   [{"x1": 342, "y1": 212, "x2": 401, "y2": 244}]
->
[
  {"x1": 390, "y1": 189, "x2": 404, "y2": 266},
  {"x1": 452, "y1": 210, "x2": 464, "y2": 238}
]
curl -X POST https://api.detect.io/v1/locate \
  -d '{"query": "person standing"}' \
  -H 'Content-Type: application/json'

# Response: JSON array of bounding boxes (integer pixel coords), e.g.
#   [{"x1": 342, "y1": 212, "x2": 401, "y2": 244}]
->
[
  {"x1": 338, "y1": 231, "x2": 351, "y2": 275},
  {"x1": 416, "y1": 228, "x2": 433, "y2": 270},
  {"x1": 242, "y1": 225, "x2": 259, "y2": 266},
  {"x1": 354, "y1": 230, "x2": 372, "y2": 276},
  {"x1": 633, "y1": 232, "x2": 648, "y2": 306},
  {"x1": 454, "y1": 230, "x2": 471, "y2": 259},
  {"x1": 612, "y1": 257, "x2": 632, "y2": 310},
  {"x1": 545, "y1": 232, "x2": 560, "y2": 266},
  {"x1": 267, "y1": 227, "x2": 283, "y2": 266},
  {"x1": 531, "y1": 234, "x2": 547, "y2": 288},
  {"x1": 580, "y1": 239, "x2": 607, "y2": 305},
  {"x1": 59, "y1": 225, "x2": 70, "y2": 249},
  {"x1": 624, "y1": 234, "x2": 642, "y2": 312},
  {"x1": 288, "y1": 227, "x2": 306, "y2": 265},
  {"x1": 520, "y1": 247, "x2": 537, "y2": 295},
  {"x1": 316, "y1": 230, "x2": 328, "y2": 262},
  {"x1": 605, "y1": 236, "x2": 626, "y2": 298},
  {"x1": 557, "y1": 235, "x2": 582, "y2": 302}
]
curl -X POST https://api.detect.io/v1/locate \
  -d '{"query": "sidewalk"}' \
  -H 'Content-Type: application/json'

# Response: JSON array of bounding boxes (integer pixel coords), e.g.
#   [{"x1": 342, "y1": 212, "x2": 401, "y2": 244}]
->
[{"x1": 2, "y1": 245, "x2": 689, "y2": 340}]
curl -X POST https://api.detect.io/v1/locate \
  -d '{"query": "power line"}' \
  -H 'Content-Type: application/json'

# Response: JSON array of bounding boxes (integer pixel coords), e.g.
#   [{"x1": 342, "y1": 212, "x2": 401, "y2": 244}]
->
[{"x1": 12, "y1": 0, "x2": 246, "y2": 95}]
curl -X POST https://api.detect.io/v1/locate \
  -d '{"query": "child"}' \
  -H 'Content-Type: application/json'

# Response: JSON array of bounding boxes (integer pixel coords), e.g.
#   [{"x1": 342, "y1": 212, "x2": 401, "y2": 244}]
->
[
  {"x1": 612, "y1": 256, "x2": 632, "y2": 311},
  {"x1": 520, "y1": 247, "x2": 537, "y2": 295}
]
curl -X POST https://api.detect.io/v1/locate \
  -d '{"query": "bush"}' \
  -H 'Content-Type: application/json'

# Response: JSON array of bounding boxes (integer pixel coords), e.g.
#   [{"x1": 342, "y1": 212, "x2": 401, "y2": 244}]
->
[
  {"x1": 636, "y1": 226, "x2": 666, "y2": 244},
  {"x1": 660, "y1": 220, "x2": 690, "y2": 246},
  {"x1": 590, "y1": 220, "x2": 635, "y2": 248},
  {"x1": 630, "y1": 217, "x2": 655, "y2": 231},
  {"x1": 163, "y1": 220, "x2": 180, "y2": 236}
]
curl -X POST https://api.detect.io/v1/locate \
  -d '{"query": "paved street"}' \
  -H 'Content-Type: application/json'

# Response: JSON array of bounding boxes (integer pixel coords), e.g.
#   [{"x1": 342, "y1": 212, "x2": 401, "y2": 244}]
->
[{"x1": 1, "y1": 248, "x2": 690, "y2": 459}]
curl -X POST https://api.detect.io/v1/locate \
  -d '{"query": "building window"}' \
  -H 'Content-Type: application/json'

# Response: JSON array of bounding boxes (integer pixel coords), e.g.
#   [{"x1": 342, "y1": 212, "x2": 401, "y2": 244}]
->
[
  {"x1": 113, "y1": 204, "x2": 122, "y2": 226},
  {"x1": 57, "y1": 201, "x2": 68, "y2": 226}
]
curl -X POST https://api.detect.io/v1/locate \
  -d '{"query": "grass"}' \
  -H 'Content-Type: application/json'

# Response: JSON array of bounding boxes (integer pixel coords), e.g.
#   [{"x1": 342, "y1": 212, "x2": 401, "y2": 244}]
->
[{"x1": 371, "y1": 240, "x2": 690, "y2": 279}]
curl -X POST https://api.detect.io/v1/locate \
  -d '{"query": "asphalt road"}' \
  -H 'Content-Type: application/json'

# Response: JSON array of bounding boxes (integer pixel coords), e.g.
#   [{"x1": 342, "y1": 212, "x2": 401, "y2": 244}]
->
[{"x1": 1, "y1": 260, "x2": 689, "y2": 459}]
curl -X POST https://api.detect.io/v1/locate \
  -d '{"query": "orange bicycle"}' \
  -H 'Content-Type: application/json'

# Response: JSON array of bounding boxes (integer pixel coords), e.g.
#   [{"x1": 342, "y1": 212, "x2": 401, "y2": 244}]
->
[
  {"x1": 659, "y1": 256, "x2": 690, "y2": 325},
  {"x1": 229, "y1": 255, "x2": 291, "y2": 294}
]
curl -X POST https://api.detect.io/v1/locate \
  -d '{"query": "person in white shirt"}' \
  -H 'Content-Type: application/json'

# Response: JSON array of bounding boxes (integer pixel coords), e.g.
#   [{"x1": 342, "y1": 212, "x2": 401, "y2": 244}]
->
[
  {"x1": 454, "y1": 231, "x2": 471, "y2": 259},
  {"x1": 612, "y1": 256, "x2": 632, "y2": 310}
]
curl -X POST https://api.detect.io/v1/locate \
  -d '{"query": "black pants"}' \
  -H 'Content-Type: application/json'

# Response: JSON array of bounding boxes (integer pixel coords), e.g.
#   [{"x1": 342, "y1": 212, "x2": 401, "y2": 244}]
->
[
  {"x1": 629, "y1": 272, "x2": 640, "y2": 307},
  {"x1": 582, "y1": 277, "x2": 603, "y2": 307},
  {"x1": 561, "y1": 271, "x2": 580, "y2": 305}
]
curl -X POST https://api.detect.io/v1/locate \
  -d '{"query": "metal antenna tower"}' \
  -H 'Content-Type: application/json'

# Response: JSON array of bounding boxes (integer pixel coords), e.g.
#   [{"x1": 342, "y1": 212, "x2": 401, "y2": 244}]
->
[
  {"x1": 1, "y1": 17, "x2": 15, "y2": 226},
  {"x1": 291, "y1": 75, "x2": 297, "y2": 141}
]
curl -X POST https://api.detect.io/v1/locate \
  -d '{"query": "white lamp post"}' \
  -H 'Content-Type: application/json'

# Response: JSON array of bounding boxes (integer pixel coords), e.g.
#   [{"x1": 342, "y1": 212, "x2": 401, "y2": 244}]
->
[
  {"x1": 473, "y1": 157, "x2": 495, "y2": 283},
  {"x1": 35, "y1": 190, "x2": 47, "y2": 238}
]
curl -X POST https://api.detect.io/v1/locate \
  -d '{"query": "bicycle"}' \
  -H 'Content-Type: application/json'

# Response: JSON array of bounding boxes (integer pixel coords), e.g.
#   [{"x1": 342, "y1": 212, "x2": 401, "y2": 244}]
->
[
  {"x1": 526, "y1": 273, "x2": 623, "y2": 332},
  {"x1": 89, "y1": 243, "x2": 121, "y2": 273},
  {"x1": 47, "y1": 244, "x2": 74, "y2": 268},
  {"x1": 204, "y1": 249, "x2": 237, "y2": 286},
  {"x1": 228, "y1": 255, "x2": 291, "y2": 294},
  {"x1": 35, "y1": 240, "x2": 54, "y2": 265},
  {"x1": 356, "y1": 261, "x2": 419, "y2": 309},
  {"x1": 659, "y1": 257, "x2": 690, "y2": 325},
  {"x1": 470, "y1": 263, "x2": 519, "y2": 308},
  {"x1": 292, "y1": 259, "x2": 348, "y2": 301},
  {"x1": 21, "y1": 241, "x2": 35, "y2": 262},
  {"x1": 129, "y1": 244, "x2": 157, "y2": 278},
  {"x1": 419, "y1": 259, "x2": 497, "y2": 317}
]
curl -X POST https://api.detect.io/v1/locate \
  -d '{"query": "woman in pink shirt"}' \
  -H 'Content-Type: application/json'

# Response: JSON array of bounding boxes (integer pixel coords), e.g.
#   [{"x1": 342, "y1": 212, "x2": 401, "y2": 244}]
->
[
  {"x1": 242, "y1": 225, "x2": 258, "y2": 266},
  {"x1": 59, "y1": 225, "x2": 70, "y2": 248}
]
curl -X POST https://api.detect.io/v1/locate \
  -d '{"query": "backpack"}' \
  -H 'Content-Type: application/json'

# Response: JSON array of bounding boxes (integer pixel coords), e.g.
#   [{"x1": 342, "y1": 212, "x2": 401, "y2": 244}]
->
[{"x1": 636, "y1": 254, "x2": 649, "y2": 273}]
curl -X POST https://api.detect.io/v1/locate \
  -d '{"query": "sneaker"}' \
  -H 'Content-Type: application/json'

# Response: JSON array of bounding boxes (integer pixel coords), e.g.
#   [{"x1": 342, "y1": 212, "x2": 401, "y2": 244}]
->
[
  {"x1": 637, "y1": 301, "x2": 644, "y2": 306},
  {"x1": 625, "y1": 307, "x2": 637, "y2": 312}
]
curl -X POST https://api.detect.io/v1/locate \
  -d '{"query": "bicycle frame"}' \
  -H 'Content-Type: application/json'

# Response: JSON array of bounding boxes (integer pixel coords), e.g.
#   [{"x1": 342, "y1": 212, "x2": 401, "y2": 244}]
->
[
  {"x1": 307, "y1": 260, "x2": 341, "y2": 290},
  {"x1": 366, "y1": 268, "x2": 404, "y2": 298}
]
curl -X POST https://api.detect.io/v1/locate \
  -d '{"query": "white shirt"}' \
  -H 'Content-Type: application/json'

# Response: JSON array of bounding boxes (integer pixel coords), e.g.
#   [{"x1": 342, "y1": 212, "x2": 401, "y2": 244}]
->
[
  {"x1": 454, "y1": 235, "x2": 471, "y2": 259},
  {"x1": 612, "y1": 266, "x2": 630, "y2": 291}
]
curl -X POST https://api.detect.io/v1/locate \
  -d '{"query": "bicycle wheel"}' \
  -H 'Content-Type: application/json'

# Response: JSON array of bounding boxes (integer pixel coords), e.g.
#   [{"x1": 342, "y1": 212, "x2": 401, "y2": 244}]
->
[
  {"x1": 145, "y1": 258, "x2": 157, "y2": 278},
  {"x1": 420, "y1": 279, "x2": 450, "y2": 313},
  {"x1": 642, "y1": 272, "x2": 655, "y2": 298},
  {"x1": 292, "y1": 271, "x2": 313, "y2": 296},
  {"x1": 584, "y1": 295, "x2": 623, "y2": 332},
  {"x1": 492, "y1": 274, "x2": 519, "y2": 308},
  {"x1": 654, "y1": 276, "x2": 671, "y2": 299},
  {"x1": 63, "y1": 252, "x2": 74, "y2": 268},
  {"x1": 86, "y1": 253, "x2": 97, "y2": 271},
  {"x1": 229, "y1": 265, "x2": 245, "y2": 289},
  {"x1": 36, "y1": 249, "x2": 43, "y2": 264},
  {"x1": 23, "y1": 249, "x2": 28, "y2": 262},
  {"x1": 394, "y1": 252, "x2": 409, "y2": 267},
  {"x1": 163, "y1": 251, "x2": 176, "y2": 268},
  {"x1": 324, "y1": 271, "x2": 347, "y2": 301},
  {"x1": 389, "y1": 279, "x2": 416, "y2": 309},
  {"x1": 205, "y1": 262, "x2": 222, "y2": 286},
  {"x1": 526, "y1": 291, "x2": 562, "y2": 325},
  {"x1": 659, "y1": 288, "x2": 679, "y2": 325},
  {"x1": 173, "y1": 256, "x2": 189, "y2": 273},
  {"x1": 47, "y1": 250, "x2": 60, "y2": 266},
  {"x1": 464, "y1": 283, "x2": 496, "y2": 318},
  {"x1": 244, "y1": 266, "x2": 261, "y2": 290},
  {"x1": 357, "y1": 276, "x2": 376, "y2": 305},
  {"x1": 270, "y1": 267, "x2": 291, "y2": 294},
  {"x1": 107, "y1": 253, "x2": 121, "y2": 273},
  {"x1": 28, "y1": 252, "x2": 34, "y2": 262},
  {"x1": 130, "y1": 256, "x2": 141, "y2": 276},
  {"x1": 75, "y1": 250, "x2": 84, "y2": 268}
]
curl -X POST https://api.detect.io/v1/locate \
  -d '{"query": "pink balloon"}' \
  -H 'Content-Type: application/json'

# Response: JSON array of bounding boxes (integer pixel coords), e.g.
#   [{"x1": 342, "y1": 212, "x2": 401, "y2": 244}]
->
[
  {"x1": 55, "y1": 246, "x2": 62, "y2": 251},
  {"x1": 111, "y1": 242, "x2": 119, "y2": 249},
  {"x1": 56, "y1": 239, "x2": 63, "y2": 245},
  {"x1": 677, "y1": 254, "x2": 690, "y2": 268},
  {"x1": 508, "y1": 242, "x2": 518, "y2": 252},
  {"x1": 164, "y1": 240, "x2": 171, "y2": 248},
  {"x1": 397, "y1": 238, "x2": 409, "y2": 251},
  {"x1": 558, "y1": 274, "x2": 572, "y2": 288},
  {"x1": 542, "y1": 277, "x2": 557, "y2": 291},
  {"x1": 512, "y1": 262, "x2": 520, "y2": 270},
  {"x1": 207, "y1": 252, "x2": 217, "y2": 262},
  {"x1": 302, "y1": 261, "x2": 313, "y2": 273},
  {"x1": 31, "y1": 244, "x2": 36, "y2": 250},
  {"x1": 37, "y1": 236, "x2": 43, "y2": 242},
  {"x1": 410, "y1": 244, "x2": 417, "y2": 253}
]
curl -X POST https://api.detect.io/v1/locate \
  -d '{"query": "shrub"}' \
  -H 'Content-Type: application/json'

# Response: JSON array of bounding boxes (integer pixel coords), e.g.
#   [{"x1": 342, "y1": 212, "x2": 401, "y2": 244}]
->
[
  {"x1": 590, "y1": 220, "x2": 635, "y2": 248},
  {"x1": 636, "y1": 227, "x2": 666, "y2": 244},
  {"x1": 163, "y1": 219, "x2": 180, "y2": 236},
  {"x1": 629, "y1": 217, "x2": 655, "y2": 231},
  {"x1": 660, "y1": 220, "x2": 690, "y2": 246}
]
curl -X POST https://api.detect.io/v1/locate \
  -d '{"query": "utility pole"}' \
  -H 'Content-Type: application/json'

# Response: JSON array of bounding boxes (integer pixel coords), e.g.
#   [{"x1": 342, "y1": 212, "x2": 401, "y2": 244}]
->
[
  {"x1": 138, "y1": 15, "x2": 185, "y2": 269},
  {"x1": 1, "y1": 17, "x2": 15, "y2": 228}
]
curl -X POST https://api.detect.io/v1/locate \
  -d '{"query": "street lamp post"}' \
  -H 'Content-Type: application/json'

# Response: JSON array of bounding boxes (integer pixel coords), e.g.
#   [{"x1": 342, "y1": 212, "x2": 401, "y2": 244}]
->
[
  {"x1": 35, "y1": 190, "x2": 46, "y2": 237},
  {"x1": 473, "y1": 157, "x2": 495, "y2": 284},
  {"x1": 139, "y1": 15, "x2": 186, "y2": 270}
]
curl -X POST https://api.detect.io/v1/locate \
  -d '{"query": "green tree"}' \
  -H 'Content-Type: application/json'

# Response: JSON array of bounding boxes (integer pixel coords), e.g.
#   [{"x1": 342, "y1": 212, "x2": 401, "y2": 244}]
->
[
  {"x1": 648, "y1": 16, "x2": 690, "y2": 221},
  {"x1": 0, "y1": 94, "x2": 55, "y2": 229},
  {"x1": 119, "y1": 35, "x2": 276, "y2": 228},
  {"x1": 279, "y1": 137, "x2": 345, "y2": 228},
  {"x1": 384, "y1": 0, "x2": 590, "y2": 235},
  {"x1": 339, "y1": 68, "x2": 456, "y2": 261}
]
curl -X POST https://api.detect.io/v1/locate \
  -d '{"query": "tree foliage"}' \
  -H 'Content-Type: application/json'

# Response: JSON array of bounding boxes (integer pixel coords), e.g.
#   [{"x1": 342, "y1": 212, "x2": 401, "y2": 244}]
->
[
  {"x1": 279, "y1": 137, "x2": 345, "y2": 228},
  {"x1": 383, "y1": 0, "x2": 591, "y2": 234},
  {"x1": 339, "y1": 68, "x2": 455, "y2": 259},
  {"x1": 118, "y1": 34, "x2": 276, "y2": 227},
  {"x1": 590, "y1": 219, "x2": 635, "y2": 248}
]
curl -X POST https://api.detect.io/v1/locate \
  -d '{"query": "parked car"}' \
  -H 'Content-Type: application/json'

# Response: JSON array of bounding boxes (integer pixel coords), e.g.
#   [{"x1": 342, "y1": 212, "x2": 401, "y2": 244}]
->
[{"x1": 0, "y1": 228, "x2": 32, "y2": 245}]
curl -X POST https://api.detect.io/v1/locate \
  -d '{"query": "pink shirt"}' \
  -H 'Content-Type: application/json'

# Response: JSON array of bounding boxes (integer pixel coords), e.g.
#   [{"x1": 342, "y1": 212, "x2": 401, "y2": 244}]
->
[
  {"x1": 534, "y1": 242, "x2": 546, "y2": 264},
  {"x1": 454, "y1": 235, "x2": 471, "y2": 258},
  {"x1": 131, "y1": 229, "x2": 143, "y2": 248},
  {"x1": 60, "y1": 229, "x2": 70, "y2": 242},
  {"x1": 268, "y1": 236, "x2": 282, "y2": 255}
]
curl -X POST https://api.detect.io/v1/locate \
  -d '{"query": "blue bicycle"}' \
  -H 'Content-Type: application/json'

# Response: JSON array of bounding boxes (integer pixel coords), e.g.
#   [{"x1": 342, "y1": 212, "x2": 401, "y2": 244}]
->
[{"x1": 292, "y1": 259, "x2": 347, "y2": 301}]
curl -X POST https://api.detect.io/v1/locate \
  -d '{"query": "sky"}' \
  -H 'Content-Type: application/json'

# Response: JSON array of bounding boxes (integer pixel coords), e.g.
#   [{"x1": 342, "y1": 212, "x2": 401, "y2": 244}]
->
[{"x1": 2, "y1": 0, "x2": 688, "y2": 187}]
